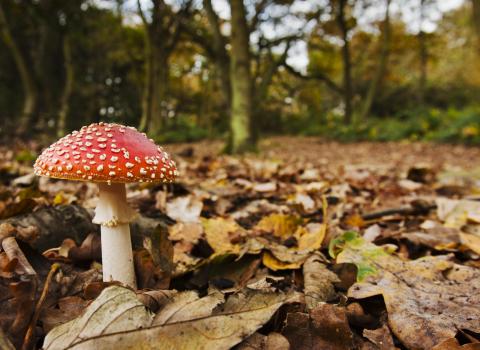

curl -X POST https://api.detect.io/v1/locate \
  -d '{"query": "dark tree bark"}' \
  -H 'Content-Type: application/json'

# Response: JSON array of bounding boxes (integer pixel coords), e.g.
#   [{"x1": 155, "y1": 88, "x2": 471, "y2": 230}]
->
[
  {"x1": 0, "y1": 2, "x2": 38, "y2": 135},
  {"x1": 418, "y1": 0, "x2": 428, "y2": 104},
  {"x1": 137, "y1": 0, "x2": 191, "y2": 135},
  {"x1": 203, "y1": 0, "x2": 231, "y2": 112},
  {"x1": 472, "y1": 0, "x2": 480, "y2": 51},
  {"x1": 57, "y1": 33, "x2": 74, "y2": 137}
]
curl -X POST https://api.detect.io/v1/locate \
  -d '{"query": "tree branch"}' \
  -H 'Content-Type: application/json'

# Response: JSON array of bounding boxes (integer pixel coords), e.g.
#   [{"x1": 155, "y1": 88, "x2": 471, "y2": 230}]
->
[{"x1": 282, "y1": 62, "x2": 343, "y2": 95}]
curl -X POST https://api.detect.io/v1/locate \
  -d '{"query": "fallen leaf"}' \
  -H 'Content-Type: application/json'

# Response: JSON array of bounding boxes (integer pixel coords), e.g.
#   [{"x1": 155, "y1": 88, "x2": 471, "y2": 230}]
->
[
  {"x1": 303, "y1": 253, "x2": 339, "y2": 309},
  {"x1": 363, "y1": 324, "x2": 397, "y2": 350},
  {"x1": 166, "y1": 195, "x2": 203, "y2": 223},
  {"x1": 432, "y1": 338, "x2": 480, "y2": 350},
  {"x1": 256, "y1": 214, "x2": 304, "y2": 240},
  {"x1": 44, "y1": 285, "x2": 300, "y2": 350},
  {"x1": 253, "y1": 182, "x2": 277, "y2": 193},
  {"x1": 203, "y1": 217, "x2": 245, "y2": 254},
  {"x1": 436, "y1": 198, "x2": 480, "y2": 228},
  {"x1": 282, "y1": 304, "x2": 354, "y2": 350},
  {"x1": 236, "y1": 332, "x2": 290, "y2": 350},
  {"x1": 331, "y1": 232, "x2": 480, "y2": 349},
  {"x1": 459, "y1": 232, "x2": 480, "y2": 255}
]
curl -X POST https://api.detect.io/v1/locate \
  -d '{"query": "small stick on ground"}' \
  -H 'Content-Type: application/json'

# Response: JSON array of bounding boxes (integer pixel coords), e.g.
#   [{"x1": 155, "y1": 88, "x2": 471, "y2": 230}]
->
[
  {"x1": 361, "y1": 204, "x2": 437, "y2": 221},
  {"x1": 22, "y1": 263, "x2": 60, "y2": 350}
]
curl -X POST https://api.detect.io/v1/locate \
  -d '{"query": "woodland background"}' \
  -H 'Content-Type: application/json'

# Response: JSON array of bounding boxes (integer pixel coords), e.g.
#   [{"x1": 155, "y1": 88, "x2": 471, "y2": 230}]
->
[{"x1": 0, "y1": 0, "x2": 479, "y2": 152}]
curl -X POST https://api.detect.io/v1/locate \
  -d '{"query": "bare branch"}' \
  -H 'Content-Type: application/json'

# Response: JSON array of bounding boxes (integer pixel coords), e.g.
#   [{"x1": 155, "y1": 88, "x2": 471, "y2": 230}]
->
[
  {"x1": 136, "y1": 0, "x2": 148, "y2": 26},
  {"x1": 282, "y1": 63, "x2": 343, "y2": 95}
]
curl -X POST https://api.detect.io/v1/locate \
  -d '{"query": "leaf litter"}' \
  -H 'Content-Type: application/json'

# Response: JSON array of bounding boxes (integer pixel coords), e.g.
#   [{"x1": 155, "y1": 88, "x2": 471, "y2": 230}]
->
[{"x1": 2, "y1": 138, "x2": 480, "y2": 349}]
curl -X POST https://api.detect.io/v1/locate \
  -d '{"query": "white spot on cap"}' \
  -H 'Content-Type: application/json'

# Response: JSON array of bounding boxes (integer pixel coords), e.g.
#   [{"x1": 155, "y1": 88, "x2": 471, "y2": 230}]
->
[
  {"x1": 126, "y1": 162, "x2": 134, "y2": 168},
  {"x1": 86, "y1": 153, "x2": 94, "y2": 159},
  {"x1": 111, "y1": 156, "x2": 118, "y2": 162},
  {"x1": 84, "y1": 165, "x2": 90, "y2": 171},
  {"x1": 127, "y1": 172, "x2": 133, "y2": 178},
  {"x1": 100, "y1": 154, "x2": 106, "y2": 160},
  {"x1": 109, "y1": 171, "x2": 116, "y2": 176},
  {"x1": 140, "y1": 168, "x2": 147, "y2": 175},
  {"x1": 97, "y1": 164, "x2": 104, "y2": 172}
]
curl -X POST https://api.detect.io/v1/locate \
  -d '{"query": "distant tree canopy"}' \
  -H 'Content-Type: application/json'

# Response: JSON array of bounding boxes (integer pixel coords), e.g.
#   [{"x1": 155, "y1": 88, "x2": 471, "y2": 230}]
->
[{"x1": 0, "y1": 0, "x2": 479, "y2": 150}]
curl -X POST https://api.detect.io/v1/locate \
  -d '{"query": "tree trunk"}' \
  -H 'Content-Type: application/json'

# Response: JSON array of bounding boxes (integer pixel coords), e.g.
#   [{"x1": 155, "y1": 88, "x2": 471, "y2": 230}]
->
[
  {"x1": 472, "y1": 0, "x2": 480, "y2": 52},
  {"x1": 148, "y1": 44, "x2": 168, "y2": 136},
  {"x1": 337, "y1": 0, "x2": 353, "y2": 125},
  {"x1": 203, "y1": 0, "x2": 231, "y2": 114},
  {"x1": 57, "y1": 33, "x2": 74, "y2": 137},
  {"x1": 359, "y1": 0, "x2": 391, "y2": 120},
  {"x1": 0, "y1": 2, "x2": 38, "y2": 135},
  {"x1": 229, "y1": 0, "x2": 253, "y2": 154},
  {"x1": 139, "y1": 29, "x2": 153, "y2": 132},
  {"x1": 418, "y1": 0, "x2": 427, "y2": 104}
]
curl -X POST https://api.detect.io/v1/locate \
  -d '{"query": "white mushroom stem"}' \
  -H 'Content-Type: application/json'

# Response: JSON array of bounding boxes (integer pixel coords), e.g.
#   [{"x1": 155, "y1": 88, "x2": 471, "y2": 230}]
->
[{"x1": 93, "y1": 182, "x2": 137, "y2": 288}]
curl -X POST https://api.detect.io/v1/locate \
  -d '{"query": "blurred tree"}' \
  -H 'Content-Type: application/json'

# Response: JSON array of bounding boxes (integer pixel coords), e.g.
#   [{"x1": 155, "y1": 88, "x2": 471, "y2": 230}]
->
[
  {"x1": 359, "y1": 0, "x2": 391, "y2": 120},
  {"x1": 186, "y1": 0, "x2": 300, "y2": 153},
  {"x1": 0, "y1": 1, "x2": 38, "y2": 135},
  {"x1": 229, "y1": 0, "x2": 253, "y2": 153},
  {"x1": 334, "y1": 0, "x2": 354, "y2": 124},
  {"x1": 473, "y1": 0, "x2": 480, "y2": 50},
  {"x1": 137, "y1": 0, "x2": 193, "y2": 135}
]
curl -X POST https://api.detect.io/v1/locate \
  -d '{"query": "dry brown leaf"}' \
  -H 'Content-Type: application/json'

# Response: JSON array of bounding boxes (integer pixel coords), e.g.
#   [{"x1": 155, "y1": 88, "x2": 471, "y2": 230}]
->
[
  {"x1": 282, "y1": 304, "x2": 354, "y2": 350},
  {"x1": 333, "y1": 232, "x2": 480, "y2": 349},
  {"x1": 432, "y1": 338, "x2": 480, "y2": 350},
  {"x1": 168, "y1": 222, "x2": 203, "y2": 243},
  {"x1": 236, "y1": 332, "x2": 290, "y2": 350},
  {"x1": 44, "y1": 285, "x2": 300, "y2": 350},
  {"x1": 362, "y1": 324, "x2": 397, "y2": 350},
  {"x1": 303, "y1": 253, "x2": 339, "y2": 309}
]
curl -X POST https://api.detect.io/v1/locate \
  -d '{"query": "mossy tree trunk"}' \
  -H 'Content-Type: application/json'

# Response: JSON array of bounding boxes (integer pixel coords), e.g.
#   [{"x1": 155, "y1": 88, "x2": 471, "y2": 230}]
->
[{"x1": 229, "y1": 0, "x2": 253, "y2": 154}]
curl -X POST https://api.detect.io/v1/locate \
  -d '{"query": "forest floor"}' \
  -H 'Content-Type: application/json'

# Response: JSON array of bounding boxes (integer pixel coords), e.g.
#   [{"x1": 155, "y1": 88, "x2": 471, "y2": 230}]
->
[{"x1": 1, "y1": 137, "x2": 480, "y2": 349}]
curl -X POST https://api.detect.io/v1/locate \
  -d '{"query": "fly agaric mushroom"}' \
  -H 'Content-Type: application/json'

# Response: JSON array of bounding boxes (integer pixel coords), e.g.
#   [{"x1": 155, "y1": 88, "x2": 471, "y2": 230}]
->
[{"x1": 33, "y1": 123, "x2": 178, "y2": 288}]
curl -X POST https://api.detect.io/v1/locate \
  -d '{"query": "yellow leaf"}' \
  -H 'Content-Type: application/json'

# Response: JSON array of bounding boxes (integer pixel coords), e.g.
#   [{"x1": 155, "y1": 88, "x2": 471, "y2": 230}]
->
[
  {"x1": 296, "y1": 223, "x2": 326, "y2": 251},
  {"x1": 202, "y1": 218, "x2": 244, "y2": 254},
  {"x1": 255, "y1": 214, "x2": 303, "y2": 239},
  {"x1": 262, "y1": 251, "x2": 302, "y2": 271},
  {"x1": 459, "y1": 232, "x2": 480, "y2": 255},
  {"x1": 345, "y1": 214, "x2": 365, "y2": 228}
]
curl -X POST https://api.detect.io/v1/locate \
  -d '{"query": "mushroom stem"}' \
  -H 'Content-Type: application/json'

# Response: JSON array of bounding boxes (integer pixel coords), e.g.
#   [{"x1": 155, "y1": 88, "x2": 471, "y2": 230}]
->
[{"x1": 94, "y1": 182, "x2": 137, "y2": 288}]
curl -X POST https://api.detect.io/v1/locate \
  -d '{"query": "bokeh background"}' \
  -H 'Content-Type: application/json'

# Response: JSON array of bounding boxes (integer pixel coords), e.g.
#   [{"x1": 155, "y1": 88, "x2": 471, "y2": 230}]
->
[{"x1": 0, "y1": 0, "x2": 479, "y2": 152}]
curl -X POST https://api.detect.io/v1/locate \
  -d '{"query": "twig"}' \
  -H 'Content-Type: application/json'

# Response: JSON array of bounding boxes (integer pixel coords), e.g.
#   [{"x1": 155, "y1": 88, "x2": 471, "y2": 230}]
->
[
  {"x1": 361, "y1": 204, "x2": 437, "y2": 221},
  {"x1": 22, "y1": 263, "x2": 60, "y2": 350}
]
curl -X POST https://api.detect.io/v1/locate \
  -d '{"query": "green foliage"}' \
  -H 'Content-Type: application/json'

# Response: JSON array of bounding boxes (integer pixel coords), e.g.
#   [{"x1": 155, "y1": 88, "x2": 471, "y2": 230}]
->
[
  {"x1": 289, "y1": 107, "x2": 480, "y2": 144},
  {"x1": 154, "y1": 116, "x2": 211, "y2": 143}
]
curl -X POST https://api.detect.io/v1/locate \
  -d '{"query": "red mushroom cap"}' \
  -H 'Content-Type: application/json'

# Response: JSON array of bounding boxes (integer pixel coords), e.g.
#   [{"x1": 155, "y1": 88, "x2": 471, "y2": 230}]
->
[{"x1": 34, "y1": 123, "x2": 178, "y2": 183}]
